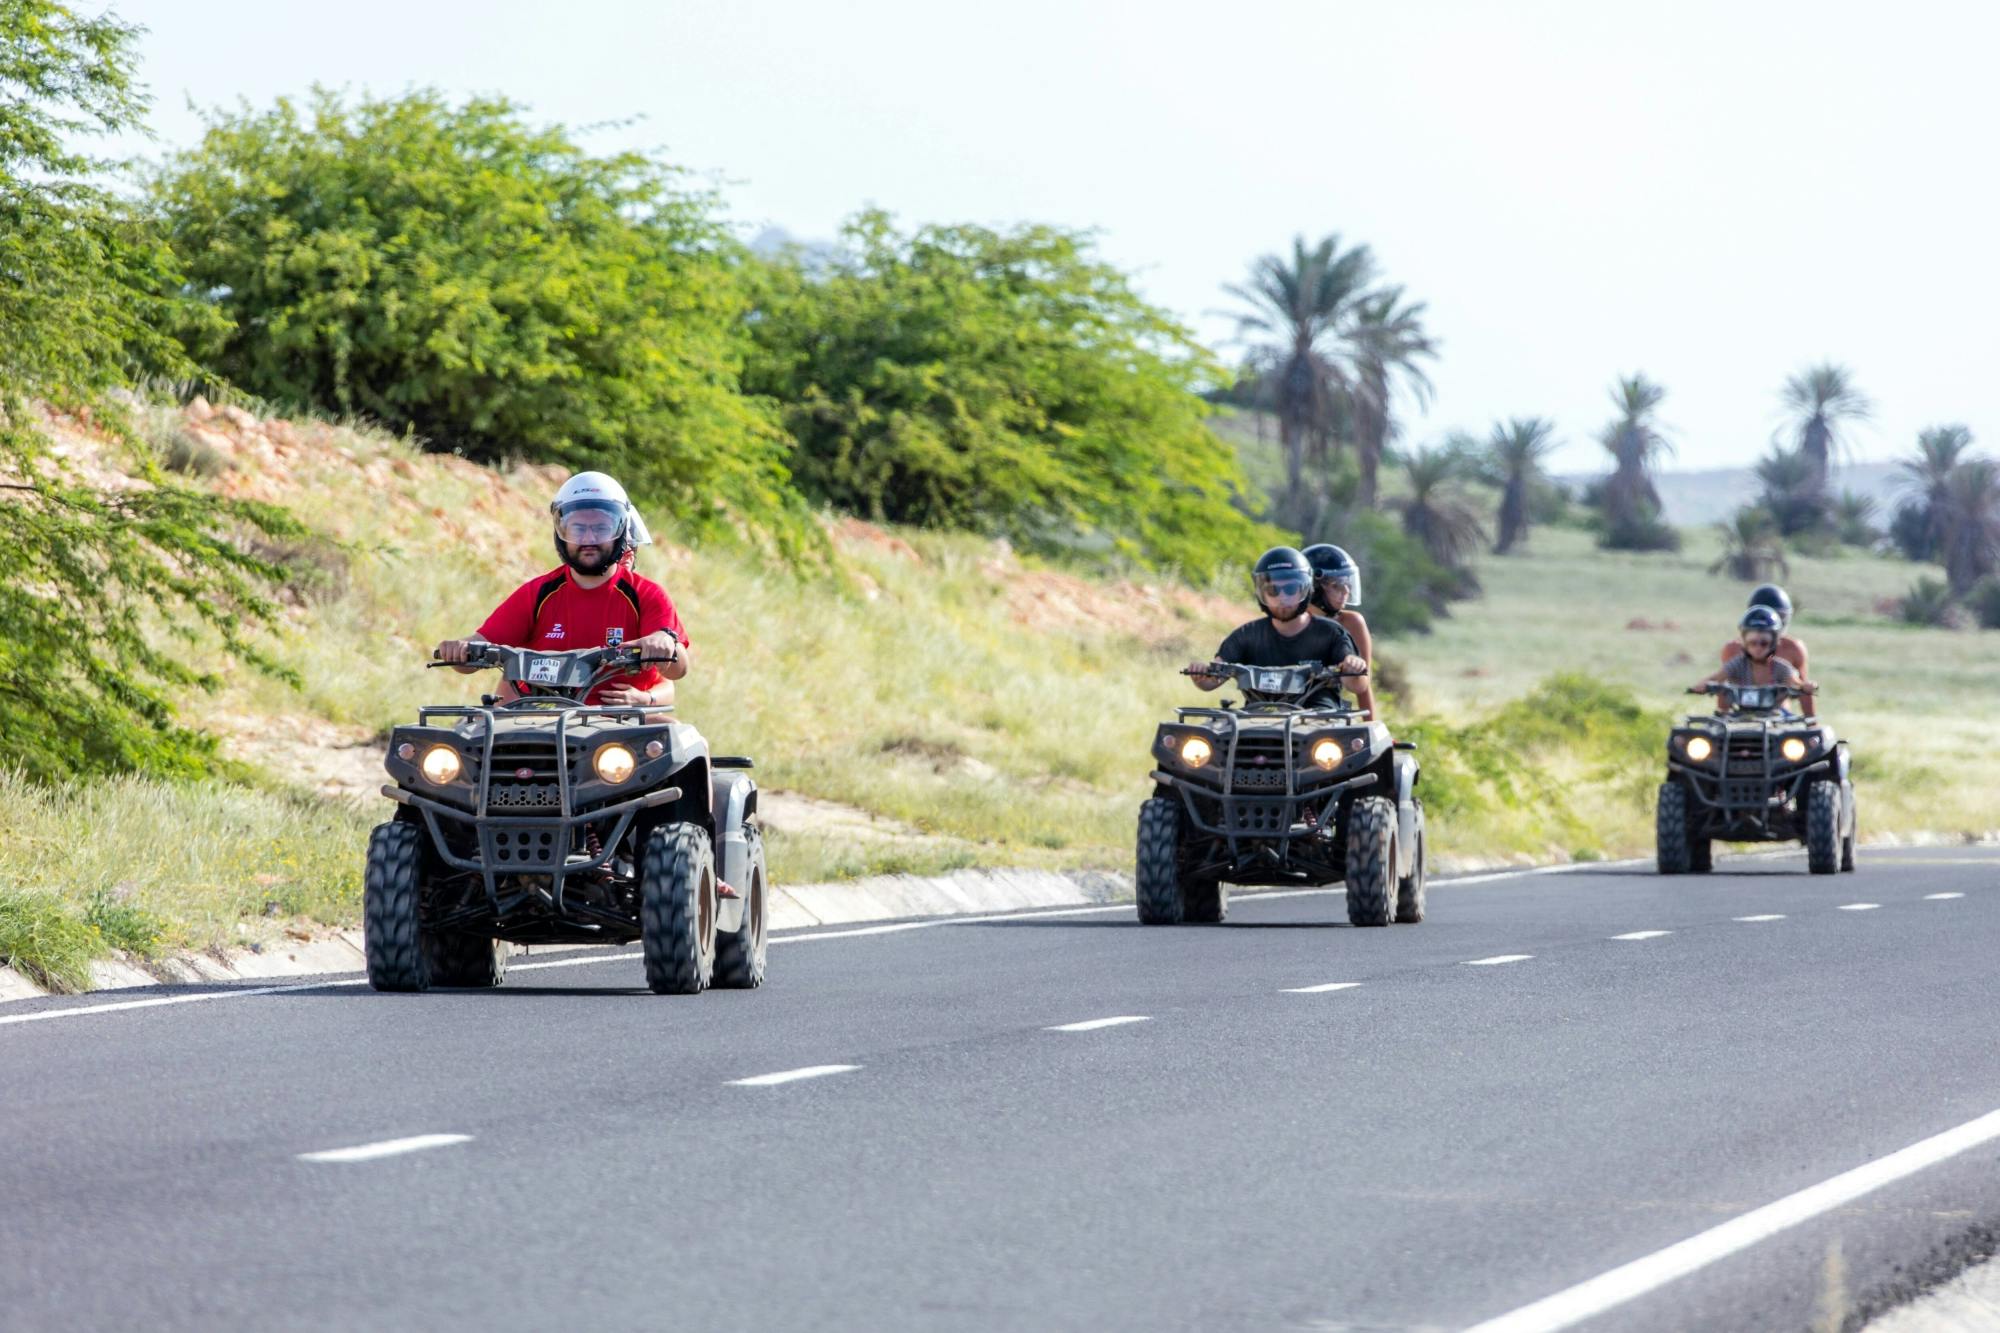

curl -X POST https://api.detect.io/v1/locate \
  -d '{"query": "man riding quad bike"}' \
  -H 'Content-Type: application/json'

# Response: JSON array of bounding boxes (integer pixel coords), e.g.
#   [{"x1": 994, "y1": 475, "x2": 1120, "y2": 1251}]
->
[
  {"x1": 1144, "y1": 548, "x2": 1426, "y2": 927},
  {"x1": 1658, "y1": 609, "x2": 1855, "y2": 875},
  {"x1": 364, "y1": 472, "x2": 767, "y2": 994}
]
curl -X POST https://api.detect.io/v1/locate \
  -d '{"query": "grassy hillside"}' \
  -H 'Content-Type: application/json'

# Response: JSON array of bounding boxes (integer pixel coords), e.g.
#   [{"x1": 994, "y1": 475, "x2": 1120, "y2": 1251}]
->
[{"x1": 2, "y1": 401, "x2": 1992, "y2": 990}]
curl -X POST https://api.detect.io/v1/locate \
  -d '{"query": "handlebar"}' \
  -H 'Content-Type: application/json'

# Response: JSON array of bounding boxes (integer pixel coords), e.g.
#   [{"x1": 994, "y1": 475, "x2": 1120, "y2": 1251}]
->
[
  {"x1": 1688, "y1": 680, "x2": 1817, "y2": 696},
  {"x1": 1182, "y1": 661, "x2": 1367, "y2": 680}
]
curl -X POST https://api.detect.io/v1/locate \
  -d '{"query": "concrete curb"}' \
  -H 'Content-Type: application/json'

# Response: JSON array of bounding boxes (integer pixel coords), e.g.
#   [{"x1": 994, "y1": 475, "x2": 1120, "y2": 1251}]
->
[
  {"x1": 0, "y1": 868, "x2": 1136, "y2": 1003},
  {"x1": 1865, "y1": 1255, "x2": 2000, "y2": 1331}
]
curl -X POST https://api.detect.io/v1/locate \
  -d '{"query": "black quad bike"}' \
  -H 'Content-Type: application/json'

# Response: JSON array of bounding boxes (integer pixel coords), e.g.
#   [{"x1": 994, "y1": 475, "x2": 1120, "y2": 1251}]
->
[
  {"x1": 365, "y1": 643, "x2": 767, "y2": 994},
  {"x1": 1656, "y1": 681, "x2": 1856, "y2": 876},
  {"x1": 1137, "y1": 661, "x2": 1426, "y2": 928}
]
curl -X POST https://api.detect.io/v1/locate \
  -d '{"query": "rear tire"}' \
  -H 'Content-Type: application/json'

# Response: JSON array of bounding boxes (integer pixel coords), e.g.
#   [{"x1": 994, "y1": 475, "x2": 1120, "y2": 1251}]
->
[
  {"x1": 1655, "y1": 783, "x2": 1692, "y2": 875},
  {"x1": 1395, "y1": 809, "x2": 1427, "y2": 924},
  {"x1": 1183, "y1": 877, "x2": 1227, "y2": 924},
  {"x1": 1805, "y1": 781, "x2": 1840, "y2": 875},
  {"x1": 714, "y1": 826, "x2": 769, "y2": 988},
  {"x1": 426, "y1": 932, "x2": 507, "y2": 988},
  {"x1": 1690, "y1": 836, "x2": 1713, "y2": 874},
  {"x1": 1135, "y1": 798, "x2": 1185, "y2": 925},
  {"x1": 641, "y1": 823, "x2": 717, "y2": 994},
  {"x1": 1345, "y1": 797, "x2": 1395, "y2": 927},
  {"x1": 364, "y1": 822, "x2": 430, "y2": 992}
]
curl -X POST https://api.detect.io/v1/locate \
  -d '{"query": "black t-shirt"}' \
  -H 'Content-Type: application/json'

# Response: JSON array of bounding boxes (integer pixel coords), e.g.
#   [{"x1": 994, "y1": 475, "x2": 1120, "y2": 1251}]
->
[{"x1": 1216, "y1": 615, "x2": 1357, "y2": 669}]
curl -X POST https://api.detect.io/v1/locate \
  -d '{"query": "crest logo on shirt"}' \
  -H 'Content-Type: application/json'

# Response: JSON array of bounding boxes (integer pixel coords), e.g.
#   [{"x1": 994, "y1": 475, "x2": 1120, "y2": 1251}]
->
[
  {"x1": 546, "y1": 622, "x2": 565, "y2": 640},
  {"x1": 605, "y1": 627, "x2": 625, "y2": 648}
]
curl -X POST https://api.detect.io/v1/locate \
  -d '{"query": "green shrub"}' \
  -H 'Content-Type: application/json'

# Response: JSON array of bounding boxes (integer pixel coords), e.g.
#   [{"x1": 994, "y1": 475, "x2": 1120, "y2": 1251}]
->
[
  {"x1": 742, "y1": 212, "x2": 1283, "y2": 580},
  {"x1": 1898, "y1": 577, "x2": 1960, "y2": 627},
  {"x1": 0, "y1": 892, "x2": 101, "y2": 993},
  {"x1": 149, "y1": 89, "x2": 801, "y2": 546}
]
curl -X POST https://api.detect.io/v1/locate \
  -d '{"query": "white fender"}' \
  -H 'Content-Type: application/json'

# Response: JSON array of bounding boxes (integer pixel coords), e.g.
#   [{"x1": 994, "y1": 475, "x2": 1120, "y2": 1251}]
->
[{"x1": 1393, "y1": 753, "x2": 1421, "y2": 880}]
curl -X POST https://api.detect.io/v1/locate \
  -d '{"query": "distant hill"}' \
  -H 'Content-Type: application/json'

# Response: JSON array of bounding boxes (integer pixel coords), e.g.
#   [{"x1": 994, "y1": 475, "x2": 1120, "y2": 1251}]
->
[{"x1": 1561, "y1": 461, "x2": 1907, "y2": 528}]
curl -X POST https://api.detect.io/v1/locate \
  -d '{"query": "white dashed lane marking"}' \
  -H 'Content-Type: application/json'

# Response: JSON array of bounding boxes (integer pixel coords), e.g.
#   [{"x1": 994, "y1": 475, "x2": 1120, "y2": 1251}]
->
[
  {"x1": 1925, "y1": 893, "x2": 1965, "y2": 901},
  {"x1": 1611, "y1": 931, "x2": 1672, "y2": 941},
  {"x1": 1838, "y1": 903, "x2": 1880, "y2": 912},
  {"x1": 1464, "y1": 955, "x2": 1534, "y2": 967},
  {"x1": 1046, "y1": 1016, "x2": 1151, "y2": 1032},
  {"x1": 1281, "y1": 983, "x2": 1363, "y2": 994},
  {"x1": 298, "y1": 1134, "x2": 471, "y2": 1164},
  {"x1": 727, "y1": 1065, "x2": 860, "y2": 1087},
  {"x1": 1735, "y1": 914, "x2": 1786, "y2": 923}
]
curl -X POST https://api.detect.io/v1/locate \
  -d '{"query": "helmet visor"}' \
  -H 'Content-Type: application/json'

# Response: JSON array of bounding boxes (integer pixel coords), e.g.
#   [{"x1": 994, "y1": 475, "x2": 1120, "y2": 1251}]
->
[
  {"x1": 556, "y1": 502, "x2": 626, "y2": 548},
  {"x1": 1317, "y1": 569, "x2": 1362, "y2": 609},
  {"x1": 1254, "y1": 568, "x2": 1313, "y2": 617}
]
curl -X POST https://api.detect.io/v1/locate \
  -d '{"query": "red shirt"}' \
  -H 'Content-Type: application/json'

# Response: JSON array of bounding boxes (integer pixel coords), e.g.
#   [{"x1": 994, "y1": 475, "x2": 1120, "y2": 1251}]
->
[{"x1": 478, "y1": 567, "x2": 688, "y2": 701}]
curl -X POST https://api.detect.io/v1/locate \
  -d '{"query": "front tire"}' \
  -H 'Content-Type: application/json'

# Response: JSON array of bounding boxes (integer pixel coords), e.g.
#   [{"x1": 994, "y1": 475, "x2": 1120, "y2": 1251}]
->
[
  {"x1": 364, "y1": 822, "x2": 430, "y2": 992},
  {"x1": 426, "y1": 932, "x2": 507, "y2": 988},
  {"x1": 641, "y1": 823, "x2": 718, "y2": 994},
  {"x1": 714, "y1": 826, "x2": 769, "y2": 989},
  {"x1": 1805, "y1": 781, "x2": 1841, "y2": 875},
  {"x1": 1345, "y1": 797, "x2": 1395, "y2": 927},
  {"x1": 1656, "y1": 783, "x2": 1692, "y2": 875},
  {"x1": 1183, "y1": 877, "x2": 1228, "y2": 924},
  {"x1": 1135, "y1": 798, "x2": 1185, "y2": 925},
  {"x1": 1395, "y1": 808, "x2": 1427, "y2": 924}
]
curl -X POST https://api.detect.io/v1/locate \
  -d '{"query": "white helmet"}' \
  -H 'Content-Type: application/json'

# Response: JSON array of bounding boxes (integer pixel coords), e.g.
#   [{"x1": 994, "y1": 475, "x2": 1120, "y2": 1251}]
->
[{"x1": 549, "y1": 471, "x2": 652, "y2": 572}]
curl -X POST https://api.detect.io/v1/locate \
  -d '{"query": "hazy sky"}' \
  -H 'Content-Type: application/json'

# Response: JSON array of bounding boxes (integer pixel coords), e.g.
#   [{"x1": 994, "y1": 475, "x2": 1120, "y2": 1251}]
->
[{"x1": 113, "y1": 0, "x2": 1999, "y2": 474}]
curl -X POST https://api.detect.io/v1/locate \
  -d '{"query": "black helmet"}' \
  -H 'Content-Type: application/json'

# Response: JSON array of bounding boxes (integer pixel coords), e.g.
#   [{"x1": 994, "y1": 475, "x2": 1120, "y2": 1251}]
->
[
  {"x1": 1251, "y1": 546, "x2": 1315, "y2": 620},
  {"x1": 1739, "y1": 605, "x2": 1784, "y2": 637},
  {"x1": 1747, "y1": 584, "x2": 1792, "y2": 629},
  {"x1": 1302, "y1": 542, "x2": 1362, "y2": 613}
]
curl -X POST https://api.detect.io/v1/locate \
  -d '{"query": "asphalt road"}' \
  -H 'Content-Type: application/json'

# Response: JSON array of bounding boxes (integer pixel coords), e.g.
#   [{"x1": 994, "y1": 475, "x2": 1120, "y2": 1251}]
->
[{"x1": 3, "y1": 844, "x2": 1998, "y2": 1332}]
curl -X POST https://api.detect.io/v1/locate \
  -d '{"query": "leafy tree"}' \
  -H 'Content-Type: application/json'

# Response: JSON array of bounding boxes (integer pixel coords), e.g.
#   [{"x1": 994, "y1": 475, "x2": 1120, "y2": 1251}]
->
[
  {"x1": 1488, "y1": 416, "x2": 1559, "y2": 554},
  {"x1": 149, "y1": 89, "x2": 799, "y2": 543},
  {"x1": 1710, "y1": 508, "x2": 1789, "y2": 582},
  {"x1": 1, "y1": 2, "x2": 296, "y2": 781},
  {"x1": 1348, "y1": 286, "x2": 1437, "y2": 509},
  {"x1": 1595, "y1": 374, "x2": 1679, "y2": 551},
  {"x1": 743, "y1": 212, "x2": 1279, "y2": 579},
  {"x1": 1391, "y1": 446, "x2": 1486, "y2": 590},
  {"x1": 1779, "y1": 362, "x2": 1871, "y2": 489}
]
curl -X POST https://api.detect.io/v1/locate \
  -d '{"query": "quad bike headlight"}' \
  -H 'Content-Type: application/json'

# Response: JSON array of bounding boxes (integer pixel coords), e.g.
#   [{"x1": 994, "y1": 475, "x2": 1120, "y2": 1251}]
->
[
  {"x1": 1178, "y1": 735, "x2": 1213, "y2": 768},
  {"x1": 1311, "y1": 738, "x2": 1342, "y2": 770},
  {"x1": 1683, "y1": 735, "x2": 1713, "y2": 763},
  {"x1": 593, "y1": 743, "x2": 637, "y2": 785},
  {"x1": 419, "y1": 745, "x2": 462, "y2": 785},
  {"x1": 1781, "y1": 737, "x2": 1808, "y2": 762}
]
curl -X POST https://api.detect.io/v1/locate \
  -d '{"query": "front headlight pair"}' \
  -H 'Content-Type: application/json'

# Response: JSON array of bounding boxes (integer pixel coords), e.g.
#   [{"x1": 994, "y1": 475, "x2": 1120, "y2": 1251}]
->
[{"x1": 403, "y1": 742, "x2": 639, "y2": 786}]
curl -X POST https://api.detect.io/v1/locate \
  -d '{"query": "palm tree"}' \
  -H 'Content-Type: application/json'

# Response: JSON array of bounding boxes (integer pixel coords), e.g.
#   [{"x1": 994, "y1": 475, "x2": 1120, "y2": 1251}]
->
[
  {"x1": 1780, "y1": 362, "x2": 1872, "y2": 486},
  {"x1": 1831, "y1": 490, "x2": 1880, "y2": 547},
  {"x1": 1489, "y1": 416, "x2": 1558, "y2": 554},
  {"x1": 1936, "y1": 457, "x2": 2000, "y2": 593},
  {"x1": 1596, "y1": 374, "x2": 1677, "y2": 550},
  {"x1": 1753, "y1": 447, "x2": 1831, "y2": 537},
  {"x1": 1710, "y1": 507, "x2": 1789, "y2": 582},
  {"x1": 1348, "y1": 286, "x2": 1438, "y2": 509},
  {"x1": 1392, "y1": 446, "x2": 1487, "y2": 582},
  {"x1": 1226, "y1": 236, "x2": 1379, "y2": 508},
  {"x1": 1893, "y1": 424, "x2": 1975, "y2": 561}
]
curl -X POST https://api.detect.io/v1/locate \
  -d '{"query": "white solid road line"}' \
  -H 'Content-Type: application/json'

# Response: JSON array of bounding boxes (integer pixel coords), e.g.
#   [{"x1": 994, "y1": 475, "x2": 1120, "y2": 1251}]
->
[
  {"x1": 726, "y1": 1064, "x2": 860, "y2": 1087},
  {"x1": 297, "y1": 1133, "x2": 471, "y2": 1164},
  {"x1": 1046, "y1": 1015, "x2": 1151, "y2": 1032},
  {"x1": 1839, "y1": 903, "x2": 1881, "y2": 912},
  {"x1": 1463, "y1": 954, "x2": 1533, "y2": 966},
  {"x1": 1734, "y1": 914, "x2": 1787, "y2": 923},
  {"x1": 1281, "y1": 982, "x2": 1363, "y2": 994},
  {"x1": 0, "y1": 979, "x2": 361, "y2": 1026},
  {"x1": 1926, "y1": 892, "x2": 1966, "y2": 900},
  {"x1": 1462, "y1": 1105, "x2": 2000, "y2": 1333},
  {"x1": 1610, "y1": 931, "x2": 1672, "y2": 941}
]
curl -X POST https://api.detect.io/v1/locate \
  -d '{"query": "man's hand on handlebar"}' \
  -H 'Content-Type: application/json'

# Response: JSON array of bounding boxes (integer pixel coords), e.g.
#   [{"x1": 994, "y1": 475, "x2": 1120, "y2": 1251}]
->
[
  {"x1": 434, "y1": 637, "x2": 496, "y2": 672},
  {"x1": 630, "y1": 630, "x2": 682, "y2": 664},
  {"x1": 1336, "y1": 654, "x2": 1368, "y2": 677}
]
